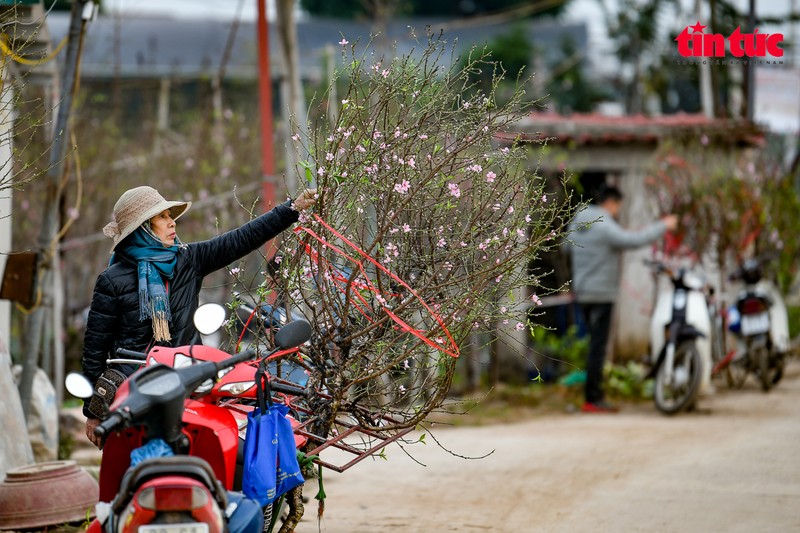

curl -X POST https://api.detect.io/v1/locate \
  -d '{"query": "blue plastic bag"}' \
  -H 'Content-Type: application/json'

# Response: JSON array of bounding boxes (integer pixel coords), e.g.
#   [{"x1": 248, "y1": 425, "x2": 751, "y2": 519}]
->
[
  {"x1": 241, "y1": 365, "x2": 304, "y2": 506},
  {"x1": 130, "y1": 438, "x2": 174, "y2": 467},
  {"x1": 241, "y1": 406, "x2": 279, "y2": 506},
  {"x1": 273, "y1": 404, "x2": 304, "y2": 498}
]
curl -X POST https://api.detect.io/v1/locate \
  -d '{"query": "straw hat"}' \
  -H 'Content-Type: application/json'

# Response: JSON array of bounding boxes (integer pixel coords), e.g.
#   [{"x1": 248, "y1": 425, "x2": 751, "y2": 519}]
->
[{"x1": 102, "y1": 186, "x2": 191, "y2": 250}]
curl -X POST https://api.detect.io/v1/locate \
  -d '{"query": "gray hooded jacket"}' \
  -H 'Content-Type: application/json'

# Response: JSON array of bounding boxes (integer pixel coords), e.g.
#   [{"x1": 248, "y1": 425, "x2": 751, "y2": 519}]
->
[{"x1": 568, "y1": 204, "x2": 666, "y2": 303}]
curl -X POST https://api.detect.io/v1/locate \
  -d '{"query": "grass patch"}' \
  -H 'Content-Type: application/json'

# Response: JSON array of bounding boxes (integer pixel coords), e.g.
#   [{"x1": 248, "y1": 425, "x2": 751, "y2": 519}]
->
[
  {"x1": 429, "y1": 382, "x2": 583, "y2": 427},
  {"x1": 431, "y1": 362, "x2": 653, "y2": 427}
]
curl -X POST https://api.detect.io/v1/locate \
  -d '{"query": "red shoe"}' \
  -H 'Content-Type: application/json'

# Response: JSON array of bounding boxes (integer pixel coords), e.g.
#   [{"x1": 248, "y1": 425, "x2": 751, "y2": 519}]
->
[{"x1": 581, "y1": 401, "x2": 619, "y2": 413}]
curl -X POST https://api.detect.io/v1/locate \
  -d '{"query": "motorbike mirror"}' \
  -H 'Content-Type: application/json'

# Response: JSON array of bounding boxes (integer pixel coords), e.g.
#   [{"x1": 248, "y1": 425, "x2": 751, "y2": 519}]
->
[
  {"x1": 274, "y1": 319, "x2": 312, "y2": 349},
  {"x1": 194, "y1": 303, "x2": 227, "y2": 335},
  {"x1": 65, "y1": 372, "x2": 94, "y2": 399}
]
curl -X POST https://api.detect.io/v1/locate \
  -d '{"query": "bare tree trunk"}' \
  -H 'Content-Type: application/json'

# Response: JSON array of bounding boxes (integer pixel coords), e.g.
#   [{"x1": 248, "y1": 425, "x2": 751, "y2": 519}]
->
[
  {"x1": 19, "y1": 0, "x2": 89, "y2": 418},
  {"x1": 276, "y1": 0, "x2": 308, "y2": 192},
  {"x1": 278, "y1": 485, "x2": 305, "y2": 533}
]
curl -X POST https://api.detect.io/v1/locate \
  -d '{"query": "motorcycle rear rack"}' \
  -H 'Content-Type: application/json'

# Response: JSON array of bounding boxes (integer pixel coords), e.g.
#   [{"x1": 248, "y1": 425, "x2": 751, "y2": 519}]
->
[
  {"x1": 221, "y1": 375, "x2": 417, "y2": 473},
  {"x1": 293, "y1": 415, "x2": 415, "y2": 473},
  {"x1": 269, "y1": 378, "x2": 416, "y2": 473}
]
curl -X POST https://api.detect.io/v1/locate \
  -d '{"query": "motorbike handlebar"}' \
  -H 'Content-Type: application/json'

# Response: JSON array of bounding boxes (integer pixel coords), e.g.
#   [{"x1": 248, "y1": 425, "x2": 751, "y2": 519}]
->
[
  {"x1": 270, "y1": 381, "x2": 309, "y2": 397},
  {"x1": 643, "y1": 259, "x2": 671, "y2": 276},
  {"x1": 116, "y1": 348, "x2": 147, "y2": 360},
  {"x1": 216, "y1": 348, "x2": 257, "y2": 371},
  {"x1": 94, "y1": 412, "x2": 125, "y2": 438},
  {"x1": 106, "y1": 358, "x2": 147, "y2": 366}
]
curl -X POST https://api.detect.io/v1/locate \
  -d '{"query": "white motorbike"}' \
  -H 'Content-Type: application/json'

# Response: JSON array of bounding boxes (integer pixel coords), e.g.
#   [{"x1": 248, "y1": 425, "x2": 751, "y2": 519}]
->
[
  {"x1": 727, "y1": 256, "x2": 790, "y2": 391},
  {"x1": 646, "y1": 261, "x2": 713, "y2": 415}
]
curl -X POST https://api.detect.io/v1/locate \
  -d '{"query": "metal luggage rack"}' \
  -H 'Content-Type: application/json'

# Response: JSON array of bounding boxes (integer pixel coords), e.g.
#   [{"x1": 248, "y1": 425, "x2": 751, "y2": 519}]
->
[{"x1": 271, "y1": 376, "x2": 415, "y2": 473}]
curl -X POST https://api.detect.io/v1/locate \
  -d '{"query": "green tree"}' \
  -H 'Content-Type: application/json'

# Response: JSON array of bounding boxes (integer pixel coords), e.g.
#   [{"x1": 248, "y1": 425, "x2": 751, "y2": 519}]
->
[
  {"x1": 459, "y1": 24, "x2": 533, "y2": 100},
  {"x1": 600, "y1": 0, "x2": 678, "y2": 114},
  {"x1": 546, "y1": 37, "x2": 608, "y2": 113}
]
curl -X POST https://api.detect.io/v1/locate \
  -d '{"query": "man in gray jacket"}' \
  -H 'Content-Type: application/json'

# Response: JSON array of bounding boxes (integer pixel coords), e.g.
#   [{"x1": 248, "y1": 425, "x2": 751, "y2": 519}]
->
[{"x1": 569, "y1": 186, "x2": 678, "y2": 412}]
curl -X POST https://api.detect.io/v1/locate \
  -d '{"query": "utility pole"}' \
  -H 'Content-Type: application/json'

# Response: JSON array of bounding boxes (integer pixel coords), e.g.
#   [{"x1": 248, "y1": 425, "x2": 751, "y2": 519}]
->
[
  {"x1": 745, "y1": 0, "x2": 756, "y2": 121},
  {"x1": 256, "y1": 0, "x2": 280, "y2": 265},
  {"x1": 695, "y1": 0, "x2": 713, "y2": 118},
  {"x1": 19, "y1": 0, "x2": 90, "y2": 418}
]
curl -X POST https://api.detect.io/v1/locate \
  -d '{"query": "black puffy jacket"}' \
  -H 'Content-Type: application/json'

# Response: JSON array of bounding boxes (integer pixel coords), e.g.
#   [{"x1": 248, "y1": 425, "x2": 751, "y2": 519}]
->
[{"x1": 81, "y1": 201, "x2": 298, "y2": 416}]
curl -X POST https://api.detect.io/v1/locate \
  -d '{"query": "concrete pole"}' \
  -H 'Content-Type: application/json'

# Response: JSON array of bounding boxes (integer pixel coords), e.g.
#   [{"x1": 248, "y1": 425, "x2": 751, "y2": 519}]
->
[
  {"x1": 0, "y1": 63, "x2": 32, "y2": 471},
  {"x1": 0, "y1": 56, "x2": 12, "y2": 355},
  {"x1": 276, "y1": 0, "x2": 307, "y2": 193}
]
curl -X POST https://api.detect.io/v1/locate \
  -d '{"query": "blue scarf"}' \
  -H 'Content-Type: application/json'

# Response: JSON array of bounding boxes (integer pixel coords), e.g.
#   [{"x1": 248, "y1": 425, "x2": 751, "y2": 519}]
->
[{"x1": 112, "y1": 227, "x2": 179, "y2": 342}]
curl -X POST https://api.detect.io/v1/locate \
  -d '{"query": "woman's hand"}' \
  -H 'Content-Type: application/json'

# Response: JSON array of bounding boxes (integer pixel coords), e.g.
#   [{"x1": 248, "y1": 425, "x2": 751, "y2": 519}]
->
[
  {"x1": 85, "y1": 417, "x2": 104, "y2": 449},
  {"x1": 293, "y1": 189, "x2": 318, "y2": 212}
]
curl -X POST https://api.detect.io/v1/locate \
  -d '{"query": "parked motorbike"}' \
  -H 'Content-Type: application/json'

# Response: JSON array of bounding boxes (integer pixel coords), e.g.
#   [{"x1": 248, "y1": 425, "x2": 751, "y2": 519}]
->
[
  {"x1": 66, "y1": 306, "x2": 313, "y2": 533},
  {"x1": 647, "y1": 261, "x2": 713, "y2": 414},
  {"x1": 727, "y1": 256, "x2": 790, "y2": 391}
]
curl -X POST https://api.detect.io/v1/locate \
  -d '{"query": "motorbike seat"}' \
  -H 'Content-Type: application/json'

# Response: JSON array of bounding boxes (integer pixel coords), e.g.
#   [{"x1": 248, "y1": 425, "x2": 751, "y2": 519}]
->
[{"x1": 111, "y1": 455, "x2": 228, "y2": 515}]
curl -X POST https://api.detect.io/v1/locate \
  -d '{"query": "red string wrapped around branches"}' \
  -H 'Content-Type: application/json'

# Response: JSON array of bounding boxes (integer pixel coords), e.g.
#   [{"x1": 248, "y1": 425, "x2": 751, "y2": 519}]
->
[{"x1": 294, "y1": 214, "x2": 459, "y2": 359}]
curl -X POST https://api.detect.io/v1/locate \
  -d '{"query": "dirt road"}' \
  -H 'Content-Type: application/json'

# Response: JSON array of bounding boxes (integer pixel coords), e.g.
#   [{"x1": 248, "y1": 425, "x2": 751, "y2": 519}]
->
[{"x1": 296, "y1": 361, "x2": 800, "y2": 533}]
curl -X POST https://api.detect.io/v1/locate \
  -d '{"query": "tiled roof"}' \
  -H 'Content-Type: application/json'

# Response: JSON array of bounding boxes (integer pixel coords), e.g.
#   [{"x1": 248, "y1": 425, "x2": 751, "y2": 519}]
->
[
  {"x1": 44, "y1": 12, "x2": 587, "y2": 81},
  {"x1": 503, "y1": 112, "x2": 765, "y2": 146}
]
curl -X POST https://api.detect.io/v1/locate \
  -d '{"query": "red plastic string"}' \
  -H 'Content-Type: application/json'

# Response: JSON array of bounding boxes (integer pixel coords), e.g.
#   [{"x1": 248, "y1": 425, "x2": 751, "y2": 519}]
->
[
  {"x1": 264, "y1": 347, "x2": 301, "y2": 361},
  {"x1": 235, "y1": 305, "x2": 259, "y2": 353},
  {"x1": 294, "y1": 214, "x2": 459, "y2": 358}
]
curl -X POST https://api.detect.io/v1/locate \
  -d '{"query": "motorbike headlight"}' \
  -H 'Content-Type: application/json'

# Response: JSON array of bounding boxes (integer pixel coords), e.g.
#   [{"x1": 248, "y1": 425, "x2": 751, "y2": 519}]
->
[
  {"x1": 681, "y1": 271, "x2": 704, "y2": 290},
  {"x1": 218, "y1": 381, "x2": 255, "y2": 396}
]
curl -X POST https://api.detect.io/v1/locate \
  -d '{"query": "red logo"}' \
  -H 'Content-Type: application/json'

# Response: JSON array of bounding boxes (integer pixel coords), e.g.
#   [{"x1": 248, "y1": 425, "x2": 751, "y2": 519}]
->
[{"x1": 675, "y1": 21, "x2": 784, "y2": 58}]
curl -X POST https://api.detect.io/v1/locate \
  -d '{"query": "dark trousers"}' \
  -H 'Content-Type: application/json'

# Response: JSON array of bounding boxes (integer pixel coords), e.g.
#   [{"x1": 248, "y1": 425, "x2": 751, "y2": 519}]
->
[{"x1": 579, "y1": 303, "x2": 614, "y2": 404}]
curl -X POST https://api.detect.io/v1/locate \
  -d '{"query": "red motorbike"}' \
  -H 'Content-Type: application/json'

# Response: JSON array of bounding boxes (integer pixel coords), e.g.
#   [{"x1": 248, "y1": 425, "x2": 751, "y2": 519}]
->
[{"x1": 67, "y1": 312, "x2": 312, "y2": 533}]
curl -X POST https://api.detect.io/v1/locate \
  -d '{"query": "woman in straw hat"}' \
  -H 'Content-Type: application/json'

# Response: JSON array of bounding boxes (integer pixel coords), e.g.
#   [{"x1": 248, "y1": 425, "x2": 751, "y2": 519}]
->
[{"x1": 81, "y1": 185, "x2": 316, "y2": 447}]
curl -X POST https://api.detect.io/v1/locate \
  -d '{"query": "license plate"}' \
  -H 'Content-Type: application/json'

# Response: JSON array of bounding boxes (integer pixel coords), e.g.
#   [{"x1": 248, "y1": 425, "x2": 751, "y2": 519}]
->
[
  {"x1": 138, "y1": 524, "x2": 209, "y2": 533},
  {"x1": 741, "y1": 312, "x2": 770, "y2": 336}
]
